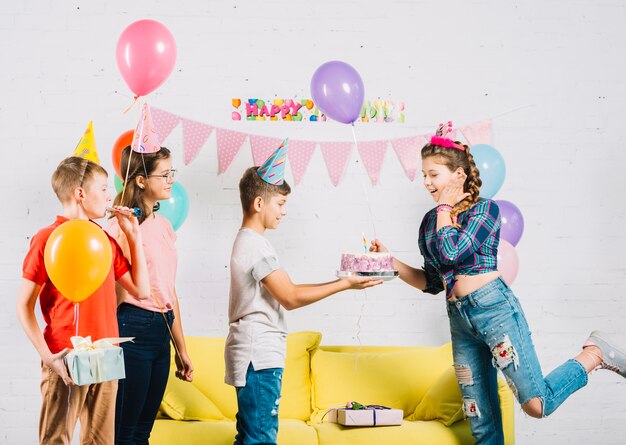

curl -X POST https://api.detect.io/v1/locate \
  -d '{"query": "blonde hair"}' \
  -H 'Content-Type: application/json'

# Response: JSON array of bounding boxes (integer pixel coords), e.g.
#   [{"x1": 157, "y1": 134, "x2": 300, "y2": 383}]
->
[
  {"x1": 51, "y1": 156, "x2": 108, "y2": 203},
  {"x1": 421, "y1": 142, "x2": 482, "y2": 223},
  {"x1": 239, "y1": 166, "x2": 291, "y2": 214}
]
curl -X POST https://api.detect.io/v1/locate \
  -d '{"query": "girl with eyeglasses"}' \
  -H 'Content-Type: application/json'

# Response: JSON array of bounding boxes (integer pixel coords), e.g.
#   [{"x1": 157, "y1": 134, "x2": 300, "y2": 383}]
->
[{"x1": 107, "y1": 146, "x2": 193, "y2": 445}]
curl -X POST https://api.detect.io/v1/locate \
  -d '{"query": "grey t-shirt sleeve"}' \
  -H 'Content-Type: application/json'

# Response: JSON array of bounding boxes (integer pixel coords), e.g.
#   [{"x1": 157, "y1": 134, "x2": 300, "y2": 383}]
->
[{"x1": 251, "y1": 255, "x2": 280, "y2": 282}]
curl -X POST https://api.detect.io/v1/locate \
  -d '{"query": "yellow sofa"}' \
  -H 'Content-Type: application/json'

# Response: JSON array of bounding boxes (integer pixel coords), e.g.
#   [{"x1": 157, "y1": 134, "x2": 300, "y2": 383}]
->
[{"x1": 150, "y1": 332, "x2": 514, "y2": 445}]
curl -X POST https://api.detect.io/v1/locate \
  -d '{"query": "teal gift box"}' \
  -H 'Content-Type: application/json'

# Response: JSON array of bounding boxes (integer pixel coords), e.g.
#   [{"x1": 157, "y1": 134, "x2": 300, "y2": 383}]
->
[{"x1": 65, "y1": 336, "x2": 132, "y2": 386}]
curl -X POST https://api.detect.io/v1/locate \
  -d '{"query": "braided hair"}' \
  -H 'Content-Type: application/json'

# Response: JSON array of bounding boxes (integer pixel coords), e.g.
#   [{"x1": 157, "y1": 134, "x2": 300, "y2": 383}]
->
[{"x1": 421, "y1": 142, "x2": 482, "y2": 224}]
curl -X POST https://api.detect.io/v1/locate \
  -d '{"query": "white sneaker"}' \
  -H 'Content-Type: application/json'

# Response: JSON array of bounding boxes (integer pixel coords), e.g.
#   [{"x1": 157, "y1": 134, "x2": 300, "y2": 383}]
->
[{"x1": 584, "y1": 331, "x2": 626, "y2": 378}]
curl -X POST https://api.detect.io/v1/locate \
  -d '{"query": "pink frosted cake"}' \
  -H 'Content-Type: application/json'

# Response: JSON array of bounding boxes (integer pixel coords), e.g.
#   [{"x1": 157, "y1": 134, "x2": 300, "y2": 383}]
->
[{"x1": 340, "y1": 252, "x2": 394, "y2": 273}]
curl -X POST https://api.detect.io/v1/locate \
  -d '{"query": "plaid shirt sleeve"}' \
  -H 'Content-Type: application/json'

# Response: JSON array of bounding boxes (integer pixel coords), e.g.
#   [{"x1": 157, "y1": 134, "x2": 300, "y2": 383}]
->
[
  {"x1": 422, "y1": 258, "x2": 444, "y2": 295},
  {"x1": 418, "y1": 216, "x2": 444, "y2": 295},
  {"x1": 434, "y1": 200, "x2": 500, "y2": 265}
]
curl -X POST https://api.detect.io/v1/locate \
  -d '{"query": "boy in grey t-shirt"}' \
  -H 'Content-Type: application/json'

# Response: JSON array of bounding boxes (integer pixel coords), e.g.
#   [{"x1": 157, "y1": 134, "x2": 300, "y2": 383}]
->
[{"x1": 226, "y1": 143, "x2": 381, "y2": 445}]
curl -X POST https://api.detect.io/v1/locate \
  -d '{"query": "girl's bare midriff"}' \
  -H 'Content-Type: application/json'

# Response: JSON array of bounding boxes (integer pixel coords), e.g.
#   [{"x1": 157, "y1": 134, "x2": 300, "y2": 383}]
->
[{"x1": 451, "y1": 271, "x2": 501, "y2": 299}]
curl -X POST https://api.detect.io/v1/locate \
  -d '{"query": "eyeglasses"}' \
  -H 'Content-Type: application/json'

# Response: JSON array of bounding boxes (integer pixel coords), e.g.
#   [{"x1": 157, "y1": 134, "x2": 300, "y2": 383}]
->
[{"x1": 148, "y1": 169, "x2": 177, "y2": 183}]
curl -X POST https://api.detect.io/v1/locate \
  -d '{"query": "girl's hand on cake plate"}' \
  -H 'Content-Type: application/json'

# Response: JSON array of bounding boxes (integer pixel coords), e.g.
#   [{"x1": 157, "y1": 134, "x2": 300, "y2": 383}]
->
[
  {"x1": 369, "y1": 239, "x2": 388, "y2": 253},
  {"x1": 345, "y1": 275, "x2": 384, "y2": 289}
]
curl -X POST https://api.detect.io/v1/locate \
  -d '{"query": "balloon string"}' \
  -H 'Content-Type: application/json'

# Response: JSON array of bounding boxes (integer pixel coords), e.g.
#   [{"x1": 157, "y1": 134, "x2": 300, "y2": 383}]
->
[
  {"x1": 121, "y1": 101, "x2": 142, "y2": 204},
  {"x1": 350, "y1": 123, "x2": 376, "y2": 370},
  {"x1": 123, "y1": 95, "x2": 139, "y2": 115},
  {"x1": 350, "y1": 124, "x2": 378, "y2": 240},
  {"x1": 73, "y1": 303, "x2": 79, "y2": 337},
  {"x1": 151, "y1": 288, "x2": 183, "y2": 366},
  {"x1": 353, "y1": 289, "x2": 367, "y2": 373}
]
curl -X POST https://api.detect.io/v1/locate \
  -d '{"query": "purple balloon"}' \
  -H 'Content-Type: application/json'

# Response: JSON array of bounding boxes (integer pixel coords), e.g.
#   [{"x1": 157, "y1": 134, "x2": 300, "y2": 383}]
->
[
  {"x1": 496, "y1": 200, "x2": 524, "y2": 246},
  {"x1": 310, "y1": 61, "x2": 365, "y2": 124}
]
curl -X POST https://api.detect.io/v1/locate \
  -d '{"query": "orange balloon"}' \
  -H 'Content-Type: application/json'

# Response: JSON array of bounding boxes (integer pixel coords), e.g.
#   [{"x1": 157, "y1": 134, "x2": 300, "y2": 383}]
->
[
  {"x1": 44, "y1": 220, "x2": 113, "y2": 303},
  {"x1": 112, "y1": 129, "x2": 134, "y2": 178}
]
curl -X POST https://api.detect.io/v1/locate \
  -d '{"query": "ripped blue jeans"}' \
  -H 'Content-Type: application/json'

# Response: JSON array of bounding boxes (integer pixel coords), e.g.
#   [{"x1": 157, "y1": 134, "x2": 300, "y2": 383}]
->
[
  {"x1": 447, "y1": 277, "x2": 588, "y2": 445},
  {"x1": 234, "y1": 363, "x2": 283, "y2": 445}
]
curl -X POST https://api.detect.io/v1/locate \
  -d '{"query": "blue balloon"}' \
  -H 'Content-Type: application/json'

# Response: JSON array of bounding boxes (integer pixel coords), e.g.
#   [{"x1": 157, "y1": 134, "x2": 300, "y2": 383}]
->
[
  {"x1": 158, "y1": 182, "x2": 189, "y2": 231},
  {"x1": 114, "y1": 175, "x2": 124, "y2": 194},
  {"x1": 471, "y1": 144, "x2": 506, "y2": 199}
]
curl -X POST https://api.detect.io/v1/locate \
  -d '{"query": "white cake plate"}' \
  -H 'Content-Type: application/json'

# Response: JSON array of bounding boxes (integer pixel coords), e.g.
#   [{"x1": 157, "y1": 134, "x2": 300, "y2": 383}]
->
[{"x1": 337, "y1": 270, "x2": 399, "y2": 282}]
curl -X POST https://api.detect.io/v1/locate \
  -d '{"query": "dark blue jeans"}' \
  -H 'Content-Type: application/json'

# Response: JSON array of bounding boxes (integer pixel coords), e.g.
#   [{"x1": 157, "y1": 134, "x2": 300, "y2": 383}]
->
[
  {"x1": 115, "y1": 303, "x2": 174, "y2": 445},
  {"x1": 234, "y1": 363, "x2": 283, "y2": 445}
]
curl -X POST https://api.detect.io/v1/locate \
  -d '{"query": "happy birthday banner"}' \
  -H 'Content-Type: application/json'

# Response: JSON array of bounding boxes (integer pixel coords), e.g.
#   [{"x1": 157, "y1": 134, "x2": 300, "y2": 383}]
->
[
  {"x1": 151, "y1": 106, "x2": 492, "y2": 186},
  {"x1": 232, "y1": 98, "x2": 406, "y2": 123}
]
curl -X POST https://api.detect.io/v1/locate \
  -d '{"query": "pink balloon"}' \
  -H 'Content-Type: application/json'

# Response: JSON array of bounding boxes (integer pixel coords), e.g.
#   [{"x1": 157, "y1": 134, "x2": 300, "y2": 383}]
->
[
  {"x1": 497, "y1": 239, "x2": 519, "y2": 286},
  {"x1": 116, "y1": 20, "x2": 177, "y2": 97}
]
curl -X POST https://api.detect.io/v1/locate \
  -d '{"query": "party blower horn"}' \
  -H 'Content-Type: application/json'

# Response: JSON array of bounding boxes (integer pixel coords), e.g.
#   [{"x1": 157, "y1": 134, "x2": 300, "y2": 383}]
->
[{"x1": 106, "y1": 207, "x2": 143, "y2": 218}]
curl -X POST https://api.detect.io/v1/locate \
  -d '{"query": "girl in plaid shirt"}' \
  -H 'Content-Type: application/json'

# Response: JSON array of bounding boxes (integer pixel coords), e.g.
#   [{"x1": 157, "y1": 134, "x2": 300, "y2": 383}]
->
[{"x1": 371, "y1": 122, "x2": 626, "y2": 445}]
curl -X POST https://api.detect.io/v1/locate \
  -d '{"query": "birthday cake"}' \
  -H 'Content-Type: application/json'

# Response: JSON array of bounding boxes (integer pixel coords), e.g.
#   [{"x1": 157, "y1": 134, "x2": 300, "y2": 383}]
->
[{"x1": 340, "y1": 252, "x2": 395, "y2": 273}]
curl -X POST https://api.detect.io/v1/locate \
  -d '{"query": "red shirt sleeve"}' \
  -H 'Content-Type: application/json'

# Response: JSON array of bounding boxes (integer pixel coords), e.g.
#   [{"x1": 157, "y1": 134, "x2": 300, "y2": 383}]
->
[
  {"x1": 22, "y1": 230, "x2": 50, "y2": 285},
  {"x1": 109, "y1": 234, "x2": 131, "y2": 280}
]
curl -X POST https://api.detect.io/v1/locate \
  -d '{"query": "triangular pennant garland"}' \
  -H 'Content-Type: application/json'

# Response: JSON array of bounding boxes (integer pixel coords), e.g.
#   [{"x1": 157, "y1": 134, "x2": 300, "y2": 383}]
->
[
  {"x1": 216, "y1": 129, "x2": 247, "y2": 174},
  {"x1": 152, "y1": 107, "x2": 182, "y2": 142},
  {"x1": 182, "y1": 118, "x2": 214, "y2": 165},
  {"x1": 391, "y1": 135, "x2": 423, "y2": 181},
  {"x1": 320, "y1": 142, "x2": 352, "y2": 187},
  {"x1": 137, "y1": 107, "x2": 497, "y2": 186},
  {"x1": 357, "y1": 140, "x2": 388, "y2": 185},
  {"x1": 250, "y1": 135, "x2": 283, "y2": 166},
  {"x1": 460, "y1": 119, "x2": 493, "y2": 146},
  {"x1": 288, "y1": 140, "x2": 317, "y2": 185}
]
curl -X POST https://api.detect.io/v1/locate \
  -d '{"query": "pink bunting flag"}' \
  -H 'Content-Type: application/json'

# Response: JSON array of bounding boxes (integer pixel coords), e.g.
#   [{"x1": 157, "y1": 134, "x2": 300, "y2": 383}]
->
[
  {"x1": 320, "y1": 141, "x2": 352, "y2": 186},
  {"x1": 391, "y1": 135, "x2": 424, "y2": 181},
  {"x1": 216, "y1": 129, "x2": 247, "y2": 174},
  {"x1": 250, "y1": 135, "x2": 283, "y2": 166},
  {"x1": 288, "y1": 140, "x2": 317, "y2": 185},
  {"x1": 151, "y1": 107, "x2": 182, "y2": 142},
  {"x1": 182, "y1": 118, "x2": 214, "y2": 165},
  {"x1": 131, "y1": 103, "x2": 161, "y2": 153},
  {"x1": 460, "y1": 119, "x2": 492, "y2": 146},
  {"x1": 357, "y1": 140, "x2": 388, "y2": 185}
]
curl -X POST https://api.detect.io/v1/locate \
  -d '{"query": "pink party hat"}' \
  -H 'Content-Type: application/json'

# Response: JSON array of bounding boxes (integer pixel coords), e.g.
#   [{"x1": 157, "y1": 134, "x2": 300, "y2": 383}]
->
[
  {"x1": 131, "y1": 103, "x2": 161, "y2": 153},
  {"x1": 257, "y1": 138, "x2": 288, "y2": 185}
]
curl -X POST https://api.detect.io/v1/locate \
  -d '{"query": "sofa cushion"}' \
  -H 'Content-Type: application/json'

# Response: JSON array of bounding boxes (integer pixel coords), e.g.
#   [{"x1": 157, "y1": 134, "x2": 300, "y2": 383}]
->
[
  {"x1": 408, "y1": 365, "x2": 464, "y2": 426},
  {"x1": 310, "y1": 344, "x2": 453, "y2": 423},
  {"x1": 281, "y1": 331, "x2": 322, "y2": 420},
  {"x1": 312, "y1": 418, "x2": 473, "y2": 445},
  {"x1": 161, "y1": 373, "x2": 224, "y2": 421},
  {"x1": 168, "y1": 332, "x2": 321, "y2": 421},
  {"x1": 151, "y1": 419, "x2": 319, "y2": 445},
  {"x1": 180, "y1": 337, "x2": 238, "y2": 419}
]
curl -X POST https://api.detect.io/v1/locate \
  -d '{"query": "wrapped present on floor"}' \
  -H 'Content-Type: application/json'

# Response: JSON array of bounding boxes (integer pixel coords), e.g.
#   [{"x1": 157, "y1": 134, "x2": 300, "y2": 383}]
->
[
  {"x1": 65, "y1": 336, "x2": 133, "y2": 386},
  {"x1": 334, "y1": 402, "x2": 403, "y2": 427}
]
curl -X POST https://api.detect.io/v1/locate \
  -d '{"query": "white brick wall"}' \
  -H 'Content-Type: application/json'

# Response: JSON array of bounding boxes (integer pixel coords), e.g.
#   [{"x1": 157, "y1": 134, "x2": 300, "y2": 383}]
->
[{"x1": 2, "y1": 1, "x2": 626, "y2": 443}]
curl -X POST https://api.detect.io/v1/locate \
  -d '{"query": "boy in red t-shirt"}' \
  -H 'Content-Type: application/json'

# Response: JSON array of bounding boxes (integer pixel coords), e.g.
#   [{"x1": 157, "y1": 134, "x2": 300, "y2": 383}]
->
[{"x1": 16, "y1": 156, "x2": 150, "y2": 445}]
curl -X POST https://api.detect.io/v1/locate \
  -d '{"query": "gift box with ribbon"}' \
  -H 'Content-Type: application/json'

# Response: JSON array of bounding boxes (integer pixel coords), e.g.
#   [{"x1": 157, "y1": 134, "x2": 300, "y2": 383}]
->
[
  {"x1": 330, "y1": 402, "x2": 404, "y2": 427},
  {"x1": 65, "y1": 336, "x2": 133, "y2": 386}
]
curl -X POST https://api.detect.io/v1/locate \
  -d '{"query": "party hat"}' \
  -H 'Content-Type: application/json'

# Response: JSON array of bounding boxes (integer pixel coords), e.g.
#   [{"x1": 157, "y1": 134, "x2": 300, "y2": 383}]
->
[
  {"x1": 131, "y1": 102, "x2": 161, "y2": 153},
  {"x1": 257, "y1": 138, "x2": 288, "y2": 185},
  {"x1": 73, "y1": 121, "x2": 100, "y2": 164}
]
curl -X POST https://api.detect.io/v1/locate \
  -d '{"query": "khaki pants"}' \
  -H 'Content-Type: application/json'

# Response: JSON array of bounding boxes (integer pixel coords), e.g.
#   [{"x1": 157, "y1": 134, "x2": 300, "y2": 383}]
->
[{"x1": 39, "y1": 363, "x2": 117, "y2": 445}]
